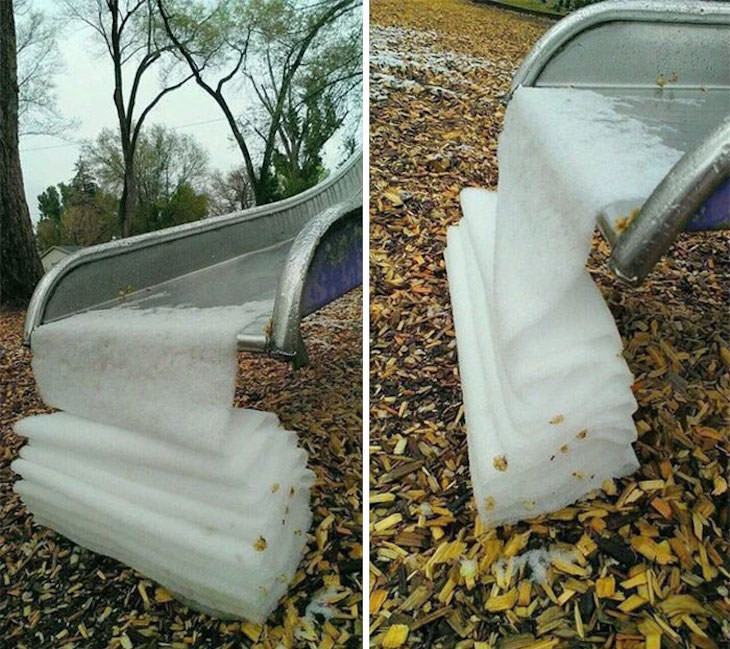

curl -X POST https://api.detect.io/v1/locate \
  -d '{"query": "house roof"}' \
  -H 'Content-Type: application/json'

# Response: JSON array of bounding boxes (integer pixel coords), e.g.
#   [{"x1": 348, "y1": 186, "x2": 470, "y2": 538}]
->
[{"x1": 40, "y1": 245, "x2": 83, "y2": 259}]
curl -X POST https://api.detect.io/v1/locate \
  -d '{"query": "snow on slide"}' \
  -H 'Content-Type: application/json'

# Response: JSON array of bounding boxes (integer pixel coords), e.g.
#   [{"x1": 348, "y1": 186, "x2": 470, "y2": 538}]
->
[
  {"x1": 13, "y1": 305, "x2": 314, "y2": 622},
  {"x1": 446, "y1": 87, "x2": 684, "y2": 526}
]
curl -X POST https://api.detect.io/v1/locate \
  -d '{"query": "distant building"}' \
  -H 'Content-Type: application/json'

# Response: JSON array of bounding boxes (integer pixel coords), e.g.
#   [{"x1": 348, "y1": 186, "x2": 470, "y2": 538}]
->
[{"x1": 40, "y1": 246, "x2": 83, "y2": 272}]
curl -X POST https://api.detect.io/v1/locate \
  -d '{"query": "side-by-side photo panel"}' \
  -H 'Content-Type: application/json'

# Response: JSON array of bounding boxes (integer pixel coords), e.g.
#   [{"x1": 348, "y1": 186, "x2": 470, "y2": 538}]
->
[
  {"x1": 370, "y1": 0, "x2": 729, "y2": 647},
  {"x1": 2, "y1": 1, "x2": 363, "y2": 647}
]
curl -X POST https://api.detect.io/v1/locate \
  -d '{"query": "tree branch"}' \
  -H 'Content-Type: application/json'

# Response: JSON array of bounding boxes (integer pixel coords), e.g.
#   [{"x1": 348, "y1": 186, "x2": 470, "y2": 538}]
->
[{"x1": 156, "y1": 0, "x2": 258, "y2": 192}]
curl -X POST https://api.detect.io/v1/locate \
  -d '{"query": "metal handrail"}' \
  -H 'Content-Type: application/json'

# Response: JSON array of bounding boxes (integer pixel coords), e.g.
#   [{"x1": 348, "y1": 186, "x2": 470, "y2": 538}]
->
[
  {"x1": 502, "y1": 0, "x2": 730, "y2": 284},
  {"x1": 238, "y1": 196, "x2": 362, "y2": 365},
  {"x1": 608, "y1": 118, "x2": 730, "y2": 284}
]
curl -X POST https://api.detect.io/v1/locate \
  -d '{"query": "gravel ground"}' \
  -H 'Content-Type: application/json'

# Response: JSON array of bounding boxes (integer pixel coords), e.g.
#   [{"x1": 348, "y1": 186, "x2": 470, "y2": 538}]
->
[
  {"x1": 369, "y1": 1, "x2": 729, "y2": 647},
  {"x1": 0, "y1": 288, "x2": 363, "y2": 649}
]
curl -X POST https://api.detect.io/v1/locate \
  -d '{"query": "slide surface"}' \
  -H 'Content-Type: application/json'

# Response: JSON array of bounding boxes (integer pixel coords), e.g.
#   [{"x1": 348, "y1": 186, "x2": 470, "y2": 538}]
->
[{"x1": 25, "y1": 152, "x2": 363, "y2": 359}]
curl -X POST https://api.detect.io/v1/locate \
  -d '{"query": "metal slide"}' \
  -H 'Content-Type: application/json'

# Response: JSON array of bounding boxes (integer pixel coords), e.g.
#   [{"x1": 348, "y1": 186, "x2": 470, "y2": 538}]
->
[
  {"x1": 24, "y1": 152, "x2": 362, "y2": 366},
  {"x1": 15, "y1": 153, "x2": 361, "y2": 621},
  {"x1": 506, "y1": 0, "x2": 730, "y2": 284}
]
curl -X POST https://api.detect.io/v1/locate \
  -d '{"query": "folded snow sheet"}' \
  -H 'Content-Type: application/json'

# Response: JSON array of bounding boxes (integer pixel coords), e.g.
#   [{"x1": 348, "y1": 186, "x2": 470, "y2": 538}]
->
[
  {"x1": 31, "y1": 304, "x2": 271, "y2": 453},
  {"x1": 445, "y1": 87, "x2": 685, "y2": 526},
  {"x1": 15, "y1": 305, "x2": 315, "y2": 622}
]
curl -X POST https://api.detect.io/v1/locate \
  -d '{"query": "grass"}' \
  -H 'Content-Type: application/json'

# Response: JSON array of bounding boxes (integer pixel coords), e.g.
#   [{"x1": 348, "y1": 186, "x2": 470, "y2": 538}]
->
[{"x1": 477, "y1": 0, "x2": 566, "y2": 17}]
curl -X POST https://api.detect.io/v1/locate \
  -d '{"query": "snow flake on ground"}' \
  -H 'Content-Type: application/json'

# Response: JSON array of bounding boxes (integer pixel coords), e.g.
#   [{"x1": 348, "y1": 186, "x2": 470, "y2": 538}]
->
[{"x1": 370, "y1": 25, "x2": 516, "y2": 103}]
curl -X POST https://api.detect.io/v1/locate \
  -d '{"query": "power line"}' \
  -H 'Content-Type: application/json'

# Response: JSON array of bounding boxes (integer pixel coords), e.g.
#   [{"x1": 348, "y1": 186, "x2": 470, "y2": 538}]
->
[
  {"x1": 170, "y1": 117, "x2": 228, "y2": 130},
  {"x1": 20, "y1": 140, "x2": 82, "y2": 153}
]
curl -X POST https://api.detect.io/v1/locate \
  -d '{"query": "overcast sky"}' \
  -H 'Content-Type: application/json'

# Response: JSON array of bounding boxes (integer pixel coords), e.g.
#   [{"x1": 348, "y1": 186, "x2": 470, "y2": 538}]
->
[{"x1": 19, "y1": 0, "x2": 359, "y2": 223}]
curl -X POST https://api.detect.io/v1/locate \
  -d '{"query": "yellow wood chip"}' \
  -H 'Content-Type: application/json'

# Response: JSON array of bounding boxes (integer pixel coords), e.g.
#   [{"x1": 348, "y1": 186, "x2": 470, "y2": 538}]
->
[
  {"x1": 618, "y1": 594, "x2": 647, "y2": 613},
  {"x1": 241, "y1": 622, "x2": 262, "y2": 642},
  {"x1": 370, "y1": 589, "x2": 388, "y2": 615},
  {"x1": 644, "y1": 633, "x2": 661, "y2": 649},
  {"x1": 382, "y1": 624, "x2": 409, "y2": 648},
  {"x1": 382, "y1": 191, "x2": 404, "y2": 207},
  {"x1": 503, "y1": 531, "x2": 530, "y2": 558},
  {"x1": 485, "y1": 588, "x2": 518, "y2": 612},
  {"x1": 658, "y1": 594, "x2": 708, "y2": 618},
  {"x1": 371, "y1": 492, "x2": 396, "y2": 504},
  {"x1": 622, "y1": 573, "x2": 648, "y2": 590},
  {"x1": 595, "y1": 575, "x2": 615, "y2": 598},
  {"x1": 552, "y1": 558, "x2": 589, "y2": 577},
  {"x1": 136, "y1": 581, "x2": 150, "y2": 609},
  {"x1": 154, "y1": 587, "x2": 173, "y2": 603},
  {"x1": 517, "y1": 579, "x2": 531, "y2": 606},
  {"x1": 374, "y1": 513, "x2": 403, "y2": 531},
  {"x1": 576, "y1": 534, "x2": 597, "y2": 557}
]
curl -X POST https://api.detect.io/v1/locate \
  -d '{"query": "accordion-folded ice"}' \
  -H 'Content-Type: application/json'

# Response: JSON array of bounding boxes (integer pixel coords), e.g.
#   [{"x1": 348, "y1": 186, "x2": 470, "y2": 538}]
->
[
  {"x1": 14, "y1": 306, "x2": 314, "y2": 622},
  {"x1": 445, "y1": 87, "x2": 685, "y2": 526}
]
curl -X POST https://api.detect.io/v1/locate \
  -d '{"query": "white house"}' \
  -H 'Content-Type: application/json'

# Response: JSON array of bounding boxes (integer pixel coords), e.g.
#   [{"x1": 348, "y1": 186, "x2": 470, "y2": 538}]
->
[{"x1": 40, "y1": 246, "x2": 83, "y2": 272}]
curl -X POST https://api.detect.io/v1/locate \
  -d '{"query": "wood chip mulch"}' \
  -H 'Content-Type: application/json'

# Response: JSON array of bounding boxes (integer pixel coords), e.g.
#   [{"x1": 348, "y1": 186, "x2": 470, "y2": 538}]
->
[
  {"x1": 369, "y1": 1, "x2": 729, "y2": 648},
  {"x1": 1, "y1": 287, "x2": 362, "y2": 649}
]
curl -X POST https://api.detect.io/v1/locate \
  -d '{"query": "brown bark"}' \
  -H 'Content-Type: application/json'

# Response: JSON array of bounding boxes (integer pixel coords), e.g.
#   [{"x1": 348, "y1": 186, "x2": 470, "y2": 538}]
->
[
  {"x1": 118, "y1": 151, "x2": 136, "y2": 237},
  {"x1": 0, "y1": 0, "x2": 43, "y2": 307}
]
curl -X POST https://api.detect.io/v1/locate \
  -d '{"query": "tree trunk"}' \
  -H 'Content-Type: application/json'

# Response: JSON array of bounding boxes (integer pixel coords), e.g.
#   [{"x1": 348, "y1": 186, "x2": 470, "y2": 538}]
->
[
  {"x1": 0, "y1": 0, "x2": 43, "y2": 307},
  {"x1": 253, "y1": 167, "x2": 276, "y2": 205},
  {"x1": 118, "y1": 157, "x2": 136, "y2": 237}
]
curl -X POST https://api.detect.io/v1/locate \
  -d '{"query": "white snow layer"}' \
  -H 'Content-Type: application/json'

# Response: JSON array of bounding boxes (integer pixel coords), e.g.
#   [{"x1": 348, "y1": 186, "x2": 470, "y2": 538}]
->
[
  {"x1": 14, "y1": 305, "x2": 314, "y2": 622},
  {"x1": 30, "y1": 305, "x2": 271, "y2": 453},
  {"x1": 369, "y1": 25, "x2": 515, "y2": 103},
  {"x1": 445, "y1": 87, "x2": 684, "y2": 526}
]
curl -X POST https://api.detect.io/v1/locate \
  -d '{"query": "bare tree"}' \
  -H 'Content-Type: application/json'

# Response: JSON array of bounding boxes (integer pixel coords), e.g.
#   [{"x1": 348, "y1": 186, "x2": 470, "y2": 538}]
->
[
  {"x1": 157, "y1": 0, "x2": 361, "y2": 205},
  {"x1": 1, "y1": 0, "x2": 43, "y2": 307},
  {"x1": 15, "y1": 0, "x2": 75, "y2": 136},
  {"x1": 207, "y1": 164, "x2": 255, "y2": 215},
  {"x1": 63, "y1": 0, "x2": 194, "y2": 236}
]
